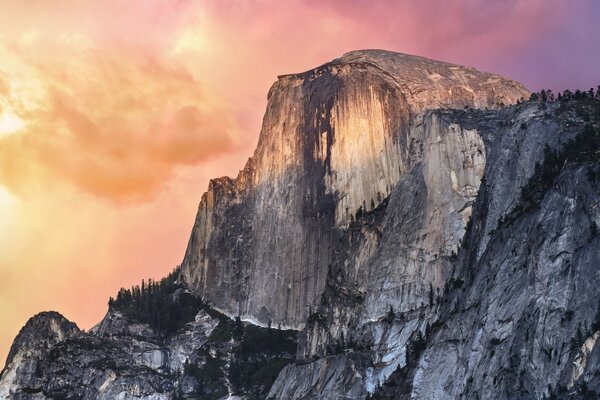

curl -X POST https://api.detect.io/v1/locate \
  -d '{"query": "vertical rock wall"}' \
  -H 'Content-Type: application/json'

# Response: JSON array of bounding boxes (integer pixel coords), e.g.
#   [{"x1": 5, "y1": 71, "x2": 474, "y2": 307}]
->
[{"x1": 180, "y1": 50, "x2": 529, "y2": 329}]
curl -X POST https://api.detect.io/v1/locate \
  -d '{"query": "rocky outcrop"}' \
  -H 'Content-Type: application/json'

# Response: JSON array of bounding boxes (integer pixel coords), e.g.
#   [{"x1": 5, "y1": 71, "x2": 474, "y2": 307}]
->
[
  {"x1": 0, "y1": 287, "x2": 297, "y2": 399},
  {"x1": 269, "y1": 99, "x2": 600, "y2": 399},
  {"x1": 180, "y1": 49, "x2": 529, "y2": 330},
  {"x1": 0, "y1": 312, "x2": 80, "y2": 399},
  {"x1": 408, "y1": 100, "x2": 600, "y2": 400},
  {"x1": 0, "y1": 305, "x2": 218, "y2": 399}
]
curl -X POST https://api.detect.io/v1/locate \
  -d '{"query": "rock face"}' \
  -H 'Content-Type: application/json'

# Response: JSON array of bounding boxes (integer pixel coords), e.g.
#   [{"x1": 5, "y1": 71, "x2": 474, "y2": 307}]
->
[
  {"x1": 0, "y1": 287, "x2": 297, "y2": 399},
  {"x1": 0, "y1": 306, "x2": 218, "y2": 399},
  {"x1": 269, "y1": 99, "x2": 600, "y2": 399},
  {"x1": 268, "y1": 110, "x2": 489, "y2": 398},
  {"x1": 408, "y1": 101, "x2": 600, "y2": 400},
  {"x1": 180, "y1": 49, "x2": 528, "y2": 330},
  {"x1": 0, "y1": 312, "x2": 80, "y2": 399},
  {"x1": 3, "y1": 50, "x2": 600, "y2": 400}
]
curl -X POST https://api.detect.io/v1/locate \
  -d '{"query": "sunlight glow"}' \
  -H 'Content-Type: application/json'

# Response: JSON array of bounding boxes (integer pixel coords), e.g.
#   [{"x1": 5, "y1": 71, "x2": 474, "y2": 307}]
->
[{"x1": 0, "y1": 111, "x2": 25, "y2": 136}]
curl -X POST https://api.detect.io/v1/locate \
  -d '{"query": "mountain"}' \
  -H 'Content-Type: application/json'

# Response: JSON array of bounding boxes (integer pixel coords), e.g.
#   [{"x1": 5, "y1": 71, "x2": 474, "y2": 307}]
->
[
  {"x1": 2, "y1": 50, "x2": 600, "y2": 399},
  {"x1": 180, "y1": 49, "x2": 528, "y2": 329}
]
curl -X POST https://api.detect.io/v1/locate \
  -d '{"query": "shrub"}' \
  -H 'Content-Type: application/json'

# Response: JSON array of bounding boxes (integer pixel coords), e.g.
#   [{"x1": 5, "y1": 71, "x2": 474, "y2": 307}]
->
[{"x1": 108, "y1": 269, "x2": 203, "y2": 336}]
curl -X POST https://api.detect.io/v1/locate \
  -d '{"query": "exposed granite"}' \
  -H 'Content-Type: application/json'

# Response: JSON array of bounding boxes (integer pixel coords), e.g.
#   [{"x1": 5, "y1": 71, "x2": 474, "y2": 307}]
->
[
  {"x1": 270, "y1": 100, "x2": 600, "y2": 399},
  {"x1": 180, "y1": 49, "x2": 528, "y2": 330}
]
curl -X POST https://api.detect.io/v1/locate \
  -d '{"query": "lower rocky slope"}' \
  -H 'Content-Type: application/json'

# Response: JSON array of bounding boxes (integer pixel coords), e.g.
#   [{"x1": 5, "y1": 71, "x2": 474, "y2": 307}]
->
[{"x1": 0, "y1": 277, "x2": 297, "y2": 399}]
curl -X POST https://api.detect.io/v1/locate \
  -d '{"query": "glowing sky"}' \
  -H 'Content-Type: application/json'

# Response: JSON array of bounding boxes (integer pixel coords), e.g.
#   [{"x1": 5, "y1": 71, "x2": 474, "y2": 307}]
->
[{"x1": 1, "y1": 0, "x2": 599, "y2": 366}]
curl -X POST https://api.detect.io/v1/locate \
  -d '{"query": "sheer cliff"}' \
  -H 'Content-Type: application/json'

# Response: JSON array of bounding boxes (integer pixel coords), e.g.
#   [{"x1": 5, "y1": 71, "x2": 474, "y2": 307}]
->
[
  {"x1": 3, "y1": 50, "x2": 600, "y2": 400},
  {"x1": 180, "y1": 49, "x2": 528, "y2": 329},
  {"x1": 269, "y1": 98, "x2": 600, "y2": 400}
]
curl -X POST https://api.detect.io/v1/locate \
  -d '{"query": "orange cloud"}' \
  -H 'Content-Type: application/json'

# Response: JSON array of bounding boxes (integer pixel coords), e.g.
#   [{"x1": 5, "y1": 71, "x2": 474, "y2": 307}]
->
[{"x1": 0, "y1": 36, "x2": 238, "y2": 201}]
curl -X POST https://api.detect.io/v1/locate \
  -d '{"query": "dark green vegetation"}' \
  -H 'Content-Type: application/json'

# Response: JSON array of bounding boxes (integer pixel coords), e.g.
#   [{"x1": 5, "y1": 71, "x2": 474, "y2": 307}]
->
[
  {"x1": 520, "y1": 123, "x2": 600, "y2": 207},
  {"x1": 527, "y1": 86, "x2": 600, "y2": 103},
  {"x1": 174, "y1": 312, "x2": 297, "y2": 400},
  {"x1": 109, "y1": 270, "x2": 298, "y2": 399},
  {"x1": 108, "y1": 270, "x2": 203, "y2": 337}
]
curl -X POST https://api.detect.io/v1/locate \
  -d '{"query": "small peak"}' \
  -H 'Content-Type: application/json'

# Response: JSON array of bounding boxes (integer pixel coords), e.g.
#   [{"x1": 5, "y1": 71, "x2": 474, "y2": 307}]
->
[
  {"x1": 331, "y1": 49, "x2": 483, "y2": 76},
  {"x1": 338, "y1": 48, "x2": 412, "y2": 60},
  {"x1": 5, "y1": 311, "x2": 80, "y2": 366},
  {"x1": 18, "y1": 311, "x2": 79, "y2": 337}
]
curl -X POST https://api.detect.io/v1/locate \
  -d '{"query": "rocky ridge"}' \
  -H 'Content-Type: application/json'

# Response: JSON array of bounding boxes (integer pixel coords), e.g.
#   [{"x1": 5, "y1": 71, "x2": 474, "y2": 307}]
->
[{"x1": 1, "y1": 283, "x2": 297, "y2": 399}]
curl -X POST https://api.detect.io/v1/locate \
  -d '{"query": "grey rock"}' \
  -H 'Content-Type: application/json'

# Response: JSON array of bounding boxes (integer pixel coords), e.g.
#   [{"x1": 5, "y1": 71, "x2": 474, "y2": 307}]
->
[
  {"x1": 409, "y1": 102, "x2": 600, "y2": 400},
  {"x1": 270, "y1": 100, "x2": 600, "y2": 399},
  {"x1": 0, "y1": 312, "x2": 80, "y2": 399},
  {"x1": 0, "y1": 307, "x2": 219, "y2": 399},
  {"x1": 180, "y1": 49, "x2": 528, "y2": 330},
  {"x1": 0, "y1": 295, "x2": 297, "y2": 399}
]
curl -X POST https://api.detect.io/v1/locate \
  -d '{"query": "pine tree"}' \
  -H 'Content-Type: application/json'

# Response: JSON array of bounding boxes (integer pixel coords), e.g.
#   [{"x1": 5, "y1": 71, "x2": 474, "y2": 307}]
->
[{"x1": 429, "y1": 283, "x2": 434, "y2": 307}]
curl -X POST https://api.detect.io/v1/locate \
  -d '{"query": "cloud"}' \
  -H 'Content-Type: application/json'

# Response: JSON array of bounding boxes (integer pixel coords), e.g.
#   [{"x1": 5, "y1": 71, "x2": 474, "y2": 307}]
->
[
  {"x1": 0, "y1": 33, "x2": 238, "y2": 202},
  {"x1": 0, "y1": 0, "x2": 582, "y2": 203}
]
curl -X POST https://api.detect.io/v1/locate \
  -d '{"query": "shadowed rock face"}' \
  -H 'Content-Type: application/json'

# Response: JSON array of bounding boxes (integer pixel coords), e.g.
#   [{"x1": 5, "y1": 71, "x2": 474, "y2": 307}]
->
[
  {"x1": 269, "y1": 99, "x2": 600, "y2": 400},
  {"x1": 408, "y1": 101, "x2": 600, "y2": 400},
  {"x1": 0, "y1": 295, "x2": 297, "y2": 399},
  {"x1": 0, "y1": 312, "x2": 81, "y2": 399},
  {"x1": 180, "y1": 49, "x2": 529, "y2": 330}
]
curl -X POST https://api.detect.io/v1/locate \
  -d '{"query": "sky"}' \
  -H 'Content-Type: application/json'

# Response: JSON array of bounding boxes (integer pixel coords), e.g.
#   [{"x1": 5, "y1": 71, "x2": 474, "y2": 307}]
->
[{"x1": 0, "y1": 0, "x2": 599, "y2": 366}]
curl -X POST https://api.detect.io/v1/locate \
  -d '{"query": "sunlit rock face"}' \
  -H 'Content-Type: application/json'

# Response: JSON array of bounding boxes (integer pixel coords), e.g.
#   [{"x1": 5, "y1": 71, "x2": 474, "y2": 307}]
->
[
  {"x1": 180, "y1": 49, "x2": 528, "y2": 329},
  {"x1": 271, "y1": 100, "x2": 600, "y2": 400},
  {"x1": 269, "y1": 109, "x2": 490, "y2": 399},
  {"x1": 298, "y1": 111, "x2": 487, "y2": 352}
]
